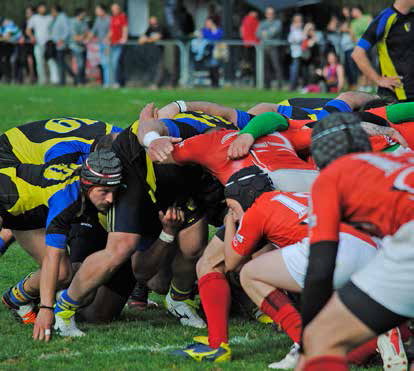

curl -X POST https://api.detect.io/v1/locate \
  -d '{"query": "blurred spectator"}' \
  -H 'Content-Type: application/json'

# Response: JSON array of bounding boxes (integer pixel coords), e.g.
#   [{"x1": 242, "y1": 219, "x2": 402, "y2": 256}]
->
[
  {"x1": 301, "y1": 22, "x2": 320, "y2": 87},
  {"x1": 138, "y1": 16, "x2": 168, "y2": 89},
  {"x1": 0, "y1": 18, "x2": 22, "y2": 83},
  {"x1": 320, "y1": 50, "x2": 344, "y2": 92},
  {"x1": 325, "y1": 16, "x2": 341, "y2": 55},
  {"x1": 207, "y1": 3, "x2": 221, "y2": 27},
  {"x1": 108, "y1": 3, "x2": 128, "y2": 87},
  {"x1": 26, "y1": 3, "x2": 56, "y2": 84},
  {"x1": 50, "y1": 5, "x2": 73, "y2": 85},
  {"x1": 70, "y1": 8, "x2": 89, "y2": 85},
  {"x1": 240, "y1": 10, "x2": 259, "y2": 82},
  {"x1": 256, "y1": 7, "x2": 282, "y2": 89},
  {"x1": 89, "y1": 4, "x2": 111, "y2": 87},
  {"x1": 350, "y1": 6, "x2": 372, "y2": 42},
  {"x1": 202, "y1": 17, "x2": 223, "y2": 87},
  {"x1": 288, "y1": 14, "x2": 304, "y2": 91},
  {"x1": 15, "y1": 6, "x2": 36, "y2": 83},
  {"x1": 340, "y1": 21, "x2": 357, "y2": 88},
  {"x1": 174, "y1": 0, "x2": 195, "y2": 38},
  {"x1": 342, "y1": 7, "x2": 351, "y2": 22}
]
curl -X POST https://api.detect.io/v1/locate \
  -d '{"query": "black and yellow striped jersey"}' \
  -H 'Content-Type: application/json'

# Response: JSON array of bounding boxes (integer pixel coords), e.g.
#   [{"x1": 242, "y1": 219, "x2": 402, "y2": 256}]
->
[
  {"x1": 0, "y1": 162, "x2": 97, "y2": 249},
  {"x1": 0, "y1": 117, "x2": 122, "y2": 167},
  {"x1": 358, "y1": 7, "x2": 414, "y2": 101}
]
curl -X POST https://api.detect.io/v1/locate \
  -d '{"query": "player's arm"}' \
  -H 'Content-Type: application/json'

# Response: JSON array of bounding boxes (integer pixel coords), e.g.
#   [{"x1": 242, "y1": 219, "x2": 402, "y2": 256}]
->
[
  {"x1": 386, "y1": 102, "x2": 414, "y2": 123},
  {"x1": 301, "y1": 172, "x2": 341, "y2": 332},
  {"x1": 337, "y1": 64, "x2": 345, "y2": 92},
  {"x1": 228, "y1": 112, "x2": 289, "y2": 159},
  {"x1": 361, "y1": 122, "x2": 408, "y2": 147},
  {"x1": 134, "y1": 207, "x2": 184, "y2": 282},
  {"x1": 247, "y1": 103, "x2": 279, "y2": 115},
  {"x1": 224, "y1": 208, "x2": 264, "y2": 272}
]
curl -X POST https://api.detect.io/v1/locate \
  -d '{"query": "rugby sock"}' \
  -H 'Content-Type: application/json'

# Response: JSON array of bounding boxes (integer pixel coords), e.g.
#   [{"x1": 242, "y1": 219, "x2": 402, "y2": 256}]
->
[
  {"x1": 198, "y1": 272, "x2": 231, "y2": 348},
  {"x1": 304, "y1": 355, "x2": 348, "y2": 371},
  {"x1": 260, "y1": 289, "x2": 302, "y2": 343},
  {"x1": 54, "y1": 289, "x2": 81, "y2": 314},
  {"x1": 169, "y1": 282, "x2": 194, "y2": 302},
  {"x1": 346, "y1": 338, "x2": 377, "y2": 365},
  {"x1": 8, "y1": 274, "x2": 37, "y2": 306}
]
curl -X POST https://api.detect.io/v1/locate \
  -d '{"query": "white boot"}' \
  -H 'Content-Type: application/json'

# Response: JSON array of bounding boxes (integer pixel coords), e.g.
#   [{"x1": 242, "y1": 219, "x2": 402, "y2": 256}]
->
[
  {"x1": 54, "y1": 309, "x2": 85, "y2": 337},
  {"x1": 377, "y1": 327, "x2": 408, "y2": 371},
  {"x1": 165, "y1": 291, "x2": 206, "y2": 329},
  {"x1": 268, "y1": 342, "x2": 300, "y2": 369}
]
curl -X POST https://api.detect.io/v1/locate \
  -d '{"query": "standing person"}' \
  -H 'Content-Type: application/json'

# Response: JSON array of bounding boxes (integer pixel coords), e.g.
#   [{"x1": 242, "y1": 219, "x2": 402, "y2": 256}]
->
[
  {"x1": 70, "y1": 8, "x2": 89, "y2": 85},
  {"x1": 256, "y1": 7, "x2": 283, "y2": 89},
  {"x1": 108, "y1": 3, "x2": 128, "y2": 88},
  {"x1": 89, "y1": 4, "x2": 110, "y2": 87},
  {"x1": 0, "y1": 18, "x2": 22, "y2": 83},
  {"x1": 240, "y1": 10, "x2": 259, "y2": 83},
  {"x1": 26, "y1": 3, "x2": 55, "y2": 85},
  {"x1": 16, "y1": 6, "x2": 36, "y2": 84},
  {"x1": 340, "y1": 21, "x2": 357, "y2": 89},
  {"x1": 352, "y1": 0, "x2": 414, "y2": 101},
  {"x1": 50, "y1": 5, "x2": 73, "y2": 86},
  {"x1": 288, "y1": 14, "x2": 304, "y2": 91}
]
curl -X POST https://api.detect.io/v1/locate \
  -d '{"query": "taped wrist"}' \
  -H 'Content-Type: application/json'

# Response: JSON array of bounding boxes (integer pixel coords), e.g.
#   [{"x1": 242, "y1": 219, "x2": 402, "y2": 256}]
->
[
  {"x1": 386, "y1": 102, "x2": 414, "y2": 123},
  {"x1": 301, "y1": 241, "x2": 338, "y2": 330},
  {"x1": 239, "y1": 112, "x2": 289, "y2": 139}
]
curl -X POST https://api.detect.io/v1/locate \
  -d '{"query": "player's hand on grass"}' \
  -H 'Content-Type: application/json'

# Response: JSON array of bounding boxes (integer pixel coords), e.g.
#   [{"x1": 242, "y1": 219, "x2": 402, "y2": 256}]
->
[
  {"x1": 139, "y1": 103, "x2": 159, "y2": 121},
  {"x1": 159, "y1": 207, "x2": 185, "y2": 235},
  {"x1": 148, "y1": 137, "x2": 182, "y2": 162},
  {"x1": 376, "y1": 76, "x2": 402, "y2": 91},
  {"x1": 228, "y1": 133, "x2": 254, "y2": 159},
  {"x1": 33, "y1": 308, "x2": 54, "y2": 342}
]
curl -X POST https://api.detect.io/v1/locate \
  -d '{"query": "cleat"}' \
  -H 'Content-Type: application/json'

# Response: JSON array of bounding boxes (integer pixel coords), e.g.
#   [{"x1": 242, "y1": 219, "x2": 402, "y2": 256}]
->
[
  {"x1": 54, "y1": 310, "x2": 85, "y2": 337},
  {"x1": 165, "y1": 292, "x2": 206, "y2": 328},
  {"x1": 254, "y1": 309, "x2": 274, "y2": 324},
  {"x1": 2, "y1": 288, "x2": 37, "y2": 324},
  {"x1": 172, "y1": 341, "x2": 232, "y2": 362},
  {"x1": 193, "y1": 336, "x2": 209, "y2": 345},
  {"x1": 127, "y1": 298, "x2": 158, "y2": 311},
  {"x1": 377, "y1": 327, "x2": 408, "y2": 371},
  {"x1": 268, "y1": 342, "x2": 300, "y2": 369}
]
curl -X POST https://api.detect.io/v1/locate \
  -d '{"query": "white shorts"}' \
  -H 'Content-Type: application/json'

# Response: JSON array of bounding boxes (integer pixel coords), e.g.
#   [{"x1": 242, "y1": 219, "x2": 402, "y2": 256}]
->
[
  {"x1": 266, "y1": 169, "x2": 319, "y2": 193},
  {"x1": 281, "y1": 232, "x2": 379, "y2": 289},
  {"x1": 351, "y1": 221, "x2": 414, "y2": 318}
]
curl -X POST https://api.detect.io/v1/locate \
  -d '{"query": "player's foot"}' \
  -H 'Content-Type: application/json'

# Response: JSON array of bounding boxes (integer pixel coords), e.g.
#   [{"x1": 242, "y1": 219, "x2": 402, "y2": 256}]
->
[
  {"x1": 254, "y1": 308, "x2": 274, "y2": 324},
  {"x1": 172, "y1": 338, "x2": 231, "y2": 362},
  {"x1": 54, "y1": 309, "x2": 85, "y2": 337},
  {"x1": 2, "y1": 288, "x2": 37, "y2": 324},
  {"x1": 165, "y1": 292, "x2": 206, "y2": 328},
  {"x1": 377, "y1": 327, "x2": 408, "y2": 371},
  {"x1": 127, "y1": 282, "x2": 158, "y2": 311},
  {"x1": 268, "y1": 342, "x2": 300, "y2": 369}
]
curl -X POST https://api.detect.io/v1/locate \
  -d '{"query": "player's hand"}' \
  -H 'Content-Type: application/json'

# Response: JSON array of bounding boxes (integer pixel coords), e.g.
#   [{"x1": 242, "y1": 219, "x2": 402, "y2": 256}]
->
[
  {"x1": 147, "y1": 137, "x2": 182, "y2": 162},
  {"x1": 139, "y1": 103, "x2": 158, "y2": 122},
  {"x1": 376, "y1": 76, "x2": 402, "y2": 91},
  {"x1": 159, "y1": 207, "x2": 185, "y2": 234},
  {"x1": 361, "y1": 122, "x2": 409, "y2": 148},
  {"x1": 227, "y1": 133, "x2": 254, "y2": 159},
  {"x1": 385, "y1": 127, "x2": 409, "y2": 148},
  {"x1": 157, "y1": 102, "x2": 180, "y2": 119},
  {"x1": 33, "y1": 308, "x2": 54, "y2": 342}
]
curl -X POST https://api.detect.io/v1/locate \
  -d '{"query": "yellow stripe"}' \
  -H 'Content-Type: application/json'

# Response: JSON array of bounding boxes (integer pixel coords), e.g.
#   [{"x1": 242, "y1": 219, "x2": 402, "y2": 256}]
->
[
  {"x1": 277, "y1": 99, "x2": 290, "y2": 105},
  {"x1": 98, "y1": 212, "x2": 107, "y2": 231},
  {"x1": 308, "y1": 114, "x2": 318, "y2": 121},
  {"x1": 146, "y1": 154, "x2": 157, "y2": 203},
  {"x1": 377, "y1": 13, "x2": 407, "y2": 100}
]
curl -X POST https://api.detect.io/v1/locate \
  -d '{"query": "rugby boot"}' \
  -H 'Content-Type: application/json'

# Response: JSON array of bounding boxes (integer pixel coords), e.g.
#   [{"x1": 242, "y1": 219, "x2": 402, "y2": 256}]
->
[
  {"x1": 268, "y1": 342, "x2": 300, "y2": 369},
  {"x1": 54, "y1": 309, "x2": 85, "y2": 337},
  {"x1": 2, "y1": 288, "x2": 37, "y2": 324},
  {"x1": 127, "y1": 281, "x2": 158, "y2": 311},
  {"x1": 172, "y1": 336, "x2": 231, "y2": 362},
  {"x1": 165, "y1": 291, "x2": 206, "y2": 328},
  {"x1": 377, "y1": 327, "x2": 408, "y2": 371}
]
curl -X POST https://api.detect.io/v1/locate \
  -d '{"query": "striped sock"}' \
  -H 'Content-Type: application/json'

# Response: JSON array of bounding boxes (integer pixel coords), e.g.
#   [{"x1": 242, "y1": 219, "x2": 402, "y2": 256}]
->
[
  {"x1": 54, "y1": 290, "x2": 81, "y2": 314},
  {"x1": 169, "y1": 282, "x2": 195, "y2": 301},
  {"x1": 8, "y1": 274, "x2": 37, "y2": 306}
]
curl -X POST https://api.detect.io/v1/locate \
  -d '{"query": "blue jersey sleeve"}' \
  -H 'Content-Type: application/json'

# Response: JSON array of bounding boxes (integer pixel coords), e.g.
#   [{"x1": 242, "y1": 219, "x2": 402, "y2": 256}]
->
[
  {"x1": 111, "y1": 126, "x2": 123, "y2": 133},
  {"x1": 46, "y1": 181, "x2": 82, "y2": 249},
  {"x1": 44, "y1": 141, "x2": 92, "y2": 164},
  {"x1": 236, "y1": 110, "x2": 254, "y2": 129}
]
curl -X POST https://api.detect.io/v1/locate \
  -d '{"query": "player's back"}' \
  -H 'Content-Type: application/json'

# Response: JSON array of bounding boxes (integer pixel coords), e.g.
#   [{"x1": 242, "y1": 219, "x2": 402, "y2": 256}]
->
[{"x1": 0, "y1": 117, "x2": 119, "y2": 166}]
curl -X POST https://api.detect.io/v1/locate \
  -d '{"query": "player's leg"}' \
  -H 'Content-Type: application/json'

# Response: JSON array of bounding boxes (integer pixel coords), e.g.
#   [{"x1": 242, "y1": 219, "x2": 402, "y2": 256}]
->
[
  {"x1": 303, "y1": 222, "x2": 414, "y2": 370},
  {"x1": 247, "y1": 103, "x2": 279, "y2": 115},
  {"x1": 335, "y1": 91, "x2": 378, "y2": 111},
  {"x1": 0, "y1": 228, "x2": 15, "y2": 256},
  {"x1": 165, "y1": 216, "x2": 208, "y2": 328}
]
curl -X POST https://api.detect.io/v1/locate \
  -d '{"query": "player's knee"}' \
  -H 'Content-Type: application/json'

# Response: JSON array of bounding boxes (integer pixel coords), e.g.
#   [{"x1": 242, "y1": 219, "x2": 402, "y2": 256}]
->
[
  {"x1": 239, "y1": 262, "x2": 254, "y2": 291},
  {"x1": 196, "y1": 255, "x2": 207, "y2": 278},
  {"x1": 57, "y1": 265, "x2": 72, "y2": 287},
  {"x1": 107, "y1": 235, "x2": 139, "y2": 270}
]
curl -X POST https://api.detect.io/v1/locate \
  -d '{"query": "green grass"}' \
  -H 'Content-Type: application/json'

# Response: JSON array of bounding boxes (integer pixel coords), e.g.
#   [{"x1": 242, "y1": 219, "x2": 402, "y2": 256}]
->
[{"x1": 0, "y1": 85, "x2": 379, "y2": 370}]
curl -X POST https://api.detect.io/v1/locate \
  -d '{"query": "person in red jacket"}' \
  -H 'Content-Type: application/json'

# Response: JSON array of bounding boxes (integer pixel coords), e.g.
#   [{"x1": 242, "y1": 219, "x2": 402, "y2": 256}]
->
[{"x1": 240, "y1": 10, "x2": 259, "y2": 81}]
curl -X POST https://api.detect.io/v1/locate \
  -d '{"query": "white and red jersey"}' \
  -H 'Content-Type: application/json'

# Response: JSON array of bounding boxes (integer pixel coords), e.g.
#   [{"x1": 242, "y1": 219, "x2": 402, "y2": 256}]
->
[
  {"x1": 172, "y1": 129, "x2": 315, "y2": 185},
  {"x1": 309, "y1": 152, "x2": 414, "y2": 244},
  {"x1": 231, "y1": 190, "x2": 376, "y2": 256}
]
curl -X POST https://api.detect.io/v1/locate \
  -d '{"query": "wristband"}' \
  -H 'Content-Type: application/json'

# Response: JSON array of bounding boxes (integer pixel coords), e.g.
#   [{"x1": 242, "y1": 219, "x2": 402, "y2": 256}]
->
[
  {"x1": 174, "y1": 100, "x2": 187, "y2": 113},
  {"x1": 159, "y1": 230, "x2": 175, "y2": 243},
  {"x1": 39, "y1": 305, "x2": 54, "y2": 311},
  {"x1": 143, "y1": 131, "x2": 161, "y2": 147}
]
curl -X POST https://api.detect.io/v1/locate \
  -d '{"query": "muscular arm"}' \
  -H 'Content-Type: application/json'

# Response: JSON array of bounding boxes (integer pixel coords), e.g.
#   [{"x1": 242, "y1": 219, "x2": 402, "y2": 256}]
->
[
  {"x1": 361, "y1": 122, "x2": 408, "y2": 147},
  {"x1": 224, "y1": 213, "x2": 245, "y2": 272},
  {"x1": 137, "y1": 119, "x2": 169, "y2": 146}
]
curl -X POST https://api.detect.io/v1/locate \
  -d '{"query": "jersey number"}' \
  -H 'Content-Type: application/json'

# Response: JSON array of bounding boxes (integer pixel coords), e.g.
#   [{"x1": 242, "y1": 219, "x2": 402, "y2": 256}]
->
[
  {"x1": 44, "y1": 163, "x2": 78, "y2": 181},
  {"x1": 44, "y1": 118, "x2": 97, "y2": 134}
]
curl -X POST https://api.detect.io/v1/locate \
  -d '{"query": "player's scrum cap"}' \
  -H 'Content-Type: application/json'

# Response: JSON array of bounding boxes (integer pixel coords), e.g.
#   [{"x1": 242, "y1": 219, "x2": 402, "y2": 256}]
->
[
  {"x1": 224, "y1": 165, "x2": 273, "y2": 211},
  {"x1": 80, "y1": 149, "x2": 123, "y2": 189},
  {"x1": 311, "y1": 112, "x2": 372, "y2": 169}
]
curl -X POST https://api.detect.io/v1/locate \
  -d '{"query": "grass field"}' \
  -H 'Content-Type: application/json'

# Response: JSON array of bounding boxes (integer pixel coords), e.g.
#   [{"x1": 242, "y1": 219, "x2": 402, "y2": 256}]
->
[{"x1": 0, "y1": 85, "x2": 381, "y2": 370}]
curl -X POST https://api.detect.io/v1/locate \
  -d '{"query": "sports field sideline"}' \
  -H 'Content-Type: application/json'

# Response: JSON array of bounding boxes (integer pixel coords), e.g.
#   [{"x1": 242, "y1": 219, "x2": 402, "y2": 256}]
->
[{"x1": 0, "y1": 85, "x2": 381, "y2": 370}]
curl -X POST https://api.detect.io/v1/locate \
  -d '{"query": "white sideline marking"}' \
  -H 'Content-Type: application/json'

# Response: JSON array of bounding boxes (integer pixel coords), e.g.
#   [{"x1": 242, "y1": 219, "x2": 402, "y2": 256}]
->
[{"x1": 36, "y1": 335, "x2": 254, "y2": 360}]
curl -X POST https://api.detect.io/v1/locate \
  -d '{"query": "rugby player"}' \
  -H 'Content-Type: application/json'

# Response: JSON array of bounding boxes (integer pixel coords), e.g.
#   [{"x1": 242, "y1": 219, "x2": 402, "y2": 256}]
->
[
  {"x1": 0, "y1": 150, "x2": 122, "y2": 341},
  {"x1": 299, "y1": 113, "x2": 414, "y2": 370}
]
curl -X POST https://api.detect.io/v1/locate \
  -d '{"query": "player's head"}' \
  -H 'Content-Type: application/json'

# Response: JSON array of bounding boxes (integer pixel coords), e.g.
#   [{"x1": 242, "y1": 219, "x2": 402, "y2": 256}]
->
[
  {"x1": 80, "y1": 150, "x2": 123, "y2": 213},
  {"x1": 224, "y1": 166, "x2": 273, "y2": 219},
  {"x1": 311, "y1": 112, "x2": 372, "y2": 169}
]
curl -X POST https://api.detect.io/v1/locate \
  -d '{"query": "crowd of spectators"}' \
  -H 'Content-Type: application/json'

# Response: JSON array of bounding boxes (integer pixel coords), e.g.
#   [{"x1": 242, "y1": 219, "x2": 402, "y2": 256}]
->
[{"x1": 0, "y1": 2, "x2": 375, "y2": 91}]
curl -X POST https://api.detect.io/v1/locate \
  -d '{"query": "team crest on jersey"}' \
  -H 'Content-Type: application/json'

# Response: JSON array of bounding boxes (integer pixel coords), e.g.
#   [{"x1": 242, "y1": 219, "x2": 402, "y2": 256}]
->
[
  {"x1": 404, "y1": 22, "x2": 411, "y2": 32},
  {"x1": 233, "y1": 233, "x2": 244, "y2": 246}
]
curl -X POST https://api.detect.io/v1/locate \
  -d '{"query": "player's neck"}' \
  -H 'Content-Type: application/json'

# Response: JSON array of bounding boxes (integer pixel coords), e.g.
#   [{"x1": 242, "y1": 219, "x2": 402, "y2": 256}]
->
[{"x1": 394, "y1": 1, "x2": 412, "y2": 15}]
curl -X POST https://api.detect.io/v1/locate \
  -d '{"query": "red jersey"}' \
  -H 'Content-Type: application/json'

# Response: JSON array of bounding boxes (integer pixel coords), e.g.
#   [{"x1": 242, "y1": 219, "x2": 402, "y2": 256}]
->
[
  {"x1": 232, "y1": 191, "x2": 376, "y2": 256},
  {"x1": 309, "y1": 152, "x2": 414, "y2": 245},
  {"x1": 172, "y1": 129, "x2": 315, "y2": 185},
  {"x1": 110, "y1": 13, "x2": 128, "y2": 44}
]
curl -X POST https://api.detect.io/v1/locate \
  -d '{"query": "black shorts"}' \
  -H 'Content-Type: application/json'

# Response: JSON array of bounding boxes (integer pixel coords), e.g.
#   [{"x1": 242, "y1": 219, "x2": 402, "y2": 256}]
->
[
  {"x1": 338, "y1": 281, "x2": 408, "y2": 335},
  {"x1": 67, "y1": 221, "x2": 136, "y2": 298},
  {"x1": 0, "y1": 206, "x2": 47, "y2": 230}
]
